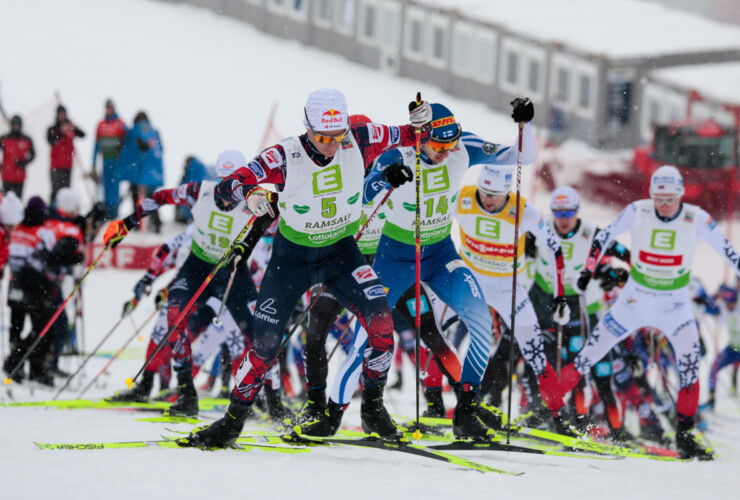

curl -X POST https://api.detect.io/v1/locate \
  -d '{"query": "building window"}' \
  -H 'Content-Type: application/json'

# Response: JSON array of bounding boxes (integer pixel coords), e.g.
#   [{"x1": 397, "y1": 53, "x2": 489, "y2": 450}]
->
[
  {"x1": 336, "y1": 0, "x2": 355, "y2": 33},
  {"x1": 578, "y1": 74, "x2": 591, "y2": 110},
  {"x1": 528, "y1": 59, "x2": 540, "y2": 93},
  {"x1": 555, "y1": 67, "x2": 568, "y2": 102},
  {"x1": 411, "y1": 21, "x2": 422, "y2": 53},
  {"x1": 317, "y1": 0, "x2": 331, "y2": 21},
  {"x1": 363, "y1": 4, "x2": 376, "y2": 40},
  {"x1": 506, "y1": 51, "x2": 519, "y2": 85},
  {"x1": 452, "y1": 25, "x2": 472, "y2": 76},
  {"x1": 474, "y1": 32, "x2": 496, "y2": 84},
  {"x1": 378, "y1": 2, "x2": 400, "y2": 51}
]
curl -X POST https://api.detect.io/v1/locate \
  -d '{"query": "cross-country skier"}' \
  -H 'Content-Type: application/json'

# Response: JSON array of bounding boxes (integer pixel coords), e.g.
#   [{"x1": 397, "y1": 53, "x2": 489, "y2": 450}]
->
[
  {"x1": 179, "y1": 88, "x2": 434, "y2": 447},
  {"x1": 453, "y1": 163, "x2": 572, "y2": 434},
  {"x1": 103, "y1": 150, "x2": 274, "y2": 417},
  {"x1": 318, "y1": 99, "x2": 537, "y2": 439},
  {"x1": 525, "y1": 186, "x2": 631, "y2": 438},
  {"x1": 558, "y1": 165, "x2": 731, "y2": 459}
]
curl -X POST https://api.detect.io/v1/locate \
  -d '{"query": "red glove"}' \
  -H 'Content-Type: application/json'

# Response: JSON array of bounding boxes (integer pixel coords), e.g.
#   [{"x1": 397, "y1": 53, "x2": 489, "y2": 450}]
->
[{"x1": 103, "y1": 218, "x2": 133, "y2": 248}]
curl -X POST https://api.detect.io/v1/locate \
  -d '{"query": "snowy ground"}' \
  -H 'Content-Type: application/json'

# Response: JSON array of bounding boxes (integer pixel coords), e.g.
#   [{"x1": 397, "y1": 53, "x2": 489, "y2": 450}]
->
[{"x1": 2, "y1": 0, "x2": 740, "y2": 498}]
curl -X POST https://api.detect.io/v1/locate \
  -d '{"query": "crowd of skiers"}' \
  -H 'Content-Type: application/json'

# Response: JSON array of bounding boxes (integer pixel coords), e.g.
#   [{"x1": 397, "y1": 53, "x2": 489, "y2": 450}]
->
[{"x1": 3, "y1": 88, "x2": 737, "y2": 462}]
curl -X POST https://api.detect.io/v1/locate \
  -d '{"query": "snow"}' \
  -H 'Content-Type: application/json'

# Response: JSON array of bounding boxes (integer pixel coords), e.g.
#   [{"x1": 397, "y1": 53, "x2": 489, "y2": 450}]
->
[
  {"x1": 1, "y1": 0, "x2": 740, "y2": 498},
  {"x1": 652, "y1": 62, "x2": 740, "y2": 105},
  {"x1": 418, "y1": 0, "x2": 740, "y2": 59}
]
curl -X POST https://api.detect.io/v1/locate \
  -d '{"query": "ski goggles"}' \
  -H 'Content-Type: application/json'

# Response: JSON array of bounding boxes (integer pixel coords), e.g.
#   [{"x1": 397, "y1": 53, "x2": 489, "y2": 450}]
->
[
  {"x1": 427, "y1": 137, "x2": 460, "y2": 152},
  {"x1": 553, "y1": 209, "x2": 577, "y2": 219},
  {"x1": 305, "y1": 109, "x2": 349, "y2": 144},
  {"x1": 652, "y1": 195, "x2": 680, "y2": 206}
]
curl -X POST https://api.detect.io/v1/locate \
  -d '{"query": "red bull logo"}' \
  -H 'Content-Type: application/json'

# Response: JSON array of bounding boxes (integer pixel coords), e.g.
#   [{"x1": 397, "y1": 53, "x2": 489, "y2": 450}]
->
[
  {"x1": 321, "y1": 108, "x2": 344, "y2": 125},
  {"x1": 431, "y1": 116, "x2": 455, "y2": 128}
]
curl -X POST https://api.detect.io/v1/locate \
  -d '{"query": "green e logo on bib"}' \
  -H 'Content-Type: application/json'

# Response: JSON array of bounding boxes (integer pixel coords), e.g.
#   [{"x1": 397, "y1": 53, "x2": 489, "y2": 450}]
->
[
  {"x1": 313, "y1": 165, "x2": 343, "y2": 194},
  {"x1": 423, "y1": 166, "x2": 450, "y2": 194},
  {"x1": 651, "y1": 229, "x2": 676, "y2": 250},
  {"x1": 476, "y1": 217, "x2": 500, "y2": 240}
]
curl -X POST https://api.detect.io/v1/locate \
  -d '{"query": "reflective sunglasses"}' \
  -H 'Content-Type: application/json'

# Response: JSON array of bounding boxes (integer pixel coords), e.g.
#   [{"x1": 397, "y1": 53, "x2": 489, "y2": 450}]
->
[
  {"x1": 305, "y1": 108, "x2": 349, "y2": 144},
  {"x1": 552, "y1": 209, "x2": 577, "y2": 219},
  {"x1": 427, "y1": 138, "x2": 460, "y2": 152}
]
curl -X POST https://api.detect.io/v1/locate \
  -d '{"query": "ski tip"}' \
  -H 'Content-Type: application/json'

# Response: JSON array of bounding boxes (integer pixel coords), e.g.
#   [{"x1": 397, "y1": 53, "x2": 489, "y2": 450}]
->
[
  {"x1": 4, "y1": 377, "x2": 12, "y2": 385},
  {"x1": 125, "y1": 378, "x2": 134, "y2": 389},
  {"x1": 412, "y1": 429, "x2": 423, "y2": 442}
]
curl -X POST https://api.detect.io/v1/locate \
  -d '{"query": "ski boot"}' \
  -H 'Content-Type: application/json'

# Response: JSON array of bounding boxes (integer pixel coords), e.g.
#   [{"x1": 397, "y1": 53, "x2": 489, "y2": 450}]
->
[
  {"x1": 452, "y1": 385, "x2": 490, "y2": 440},
  {"x1": 167, "y1": 370, "x2": 199, "y2": 417},
  {"x1": 388, "y1": 371, "x2": 403, "y2": 391},
  {"x1": 422, "y1": 387, "x2": 446, "y2": 418},
  {"x1": 265, "y1": 389, "x2": 294, "y2": 428},
  {"x1": 3, "y1": 348, "x2": 25, "y2": 384},
  {"x1": 293, "y1": 400, "x2": 346, "y2": 437},
  {"x1": 676, "y1": 420, "x2": 713, "y2": 460},
  {"x1": 607, "y1": 426, "x2": 635, "y2": 444},
  {"x1": 179, "y1": 400, "x2": 252, "y2": 448},
  {"x1": 108, "y1": 371, "x2": 155, "y2": 402},
  {"x1": 548, "y1": 411, "x2": 578, "y2": 437},
  {"x1": 293, "y1": 387, "x2": 327, "y2": 425},
  {"x1": 477, "y1": 402, "x2": 504, "y2": 430},
  {"x1": 361, "y1": 381, "x2": 400, "y2": 439},
  {"x1": 28, "y1": 368, "x2": 54, "y2": 387},
  {"x1": 640, "y1": 422, "x2": 671, "y2": 446}
]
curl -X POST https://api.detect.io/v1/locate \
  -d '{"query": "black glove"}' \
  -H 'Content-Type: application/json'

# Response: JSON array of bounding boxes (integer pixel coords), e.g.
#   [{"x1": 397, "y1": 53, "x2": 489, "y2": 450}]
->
[
  {"x1": 510, "y1": 97, "x2": 534, "y2": 123},
  {"x1": 136, "y1": 137, "x2": 149, "y2": 153},
  {"x1": 122, "y1": 297, "x2": 138, "y2": 317},
  {"x1": 227, "y1": 243, "x2": 249, "y2": 272},
  {"x1": 553, "y1": 296, "x2": 571, "y2": 326},
  {"x1": 597, "y1": 265, "x2": 629, "y2": 292},
  {"x1": 154, "y1": 288, "x2": 169, "y2": 309},
  {"x1": 382, "y1": 162, "x2": 413, "y2": 188},
  {"x1": 576, "y1": 269, "x2": 592, "y2": 293},
  {"x1": 133, "y1": 275, "x2": 153, "y2": 300}
]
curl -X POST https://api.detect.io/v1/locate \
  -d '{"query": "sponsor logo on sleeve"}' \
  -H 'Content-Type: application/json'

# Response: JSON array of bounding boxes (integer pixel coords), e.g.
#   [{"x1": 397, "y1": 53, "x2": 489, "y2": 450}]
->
[
  {"x1": 482, "y1": 142, "x2": 497, "y2": 155},
  {"x1": 175, "y1": 184, "x2": 188, "y2": 202},
  {"x1": 260, "y1": 148, "x2": 282, "y2": 169},
  {"x1": 603, "y1": 311, "x2": 627, "y2": 338},
  {"x1": 353, "y1": 265, "x2": 378, "y2": 284},
  {"x1": 247, "y1": 160, "x2": 266, "y2": 181},
  {"x1": 368, "y1": 123, "x2": 384, "y2": 144},
  {"x1": 363, "y1": 284, "x2": 386, "y2": 300},
  {"x1": 461, "y1": 197, "x2": 472, "y2": 210},
  {"x1": 388, "y1": 126, "x2": 400, "y2": 144},
  {"x1": 445, "y1": 259, "x2": 467, "y2": 273}
]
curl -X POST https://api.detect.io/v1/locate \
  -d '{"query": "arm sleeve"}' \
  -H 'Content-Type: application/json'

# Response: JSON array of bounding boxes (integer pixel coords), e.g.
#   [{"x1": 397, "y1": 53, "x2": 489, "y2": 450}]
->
[
  {"x1": 128, "y1": 182, "x2": 201, "y2": 225},
  {"x1": 600, "y1": 228, "x2": 631, "y2": 264},
  {"x1": 362, "y1": 149, "x2": 404, "y2": 204},
  {"x1": 47, "y1": 126, "x2": 60, "y2": 145},
  {"x1": 587, "y1": 203, "x2": 637, "y2": 273},
  {"x1": 521, "y1": 202, "x2": 565, "y2": 297},
  {"x1": 216, "y1": 145, "x2": 287, "y2": 203},
  {"x1": 352, "y1": 122, "x2": 426, "y2": 170},
  {"x1": 695, "y1": 208, "x2": 740, "y2": 277},
  {"x1": 463, "y1": 122, "x2": 535, "y2": 167},
  {"x1": 26, "y1": 137, "x2": 35, "y2": 164}
]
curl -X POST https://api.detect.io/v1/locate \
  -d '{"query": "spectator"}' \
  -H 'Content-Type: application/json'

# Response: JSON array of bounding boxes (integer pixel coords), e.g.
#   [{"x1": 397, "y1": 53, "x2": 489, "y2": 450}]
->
[
  {"x1": 174, "y1": 155, "x2": 214, "y2": 224},
  {"x1": 47, "y1": 105, "x2": 85, "y2": 203},
  {"x1": 119, "y1": 111, "x2": 163, "y2": 232},
  {"x1": 91, "y1": 99, "x2": 127, "y2": 219},
  {"x1": 0, "y1": 115, "x2": 36, "y2": 197}
]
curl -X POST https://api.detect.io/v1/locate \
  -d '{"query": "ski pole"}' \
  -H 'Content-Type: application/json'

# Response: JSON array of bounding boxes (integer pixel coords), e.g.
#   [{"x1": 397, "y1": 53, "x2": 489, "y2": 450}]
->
[
  {"x1": 4, "y1": 244, "x2": 111, "y2": 385},
  {"x1": 52, "y1": 304, "x2": 136, "y2": 400},
  {"x1": 556, "y1": 324, "x2": 563, "y2": 379},
  {"x1": 77, "y1": 306, "x2": 160, "y2": 399},
  {"x1": 124, "y1": 216, "x2": 257, "y2": 390},
  {"x1": 212, "y1": 257, "x2": 241, "y2": 327},
  {"x1": 411, "y1": 91, "x2": 423, "y2": 441},
  {"x1": 505, "y1": 120, "x2": 525, "y2": 444},
  {"x1": 273, "y1": 187, "x2": 394, "y2": 358}
]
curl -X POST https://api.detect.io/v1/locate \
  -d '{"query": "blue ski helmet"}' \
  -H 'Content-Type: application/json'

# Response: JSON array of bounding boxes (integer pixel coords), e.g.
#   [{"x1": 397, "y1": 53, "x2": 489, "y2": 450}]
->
[{"x1": 429, "y1": 103, "x2": 462, "y2": 143}]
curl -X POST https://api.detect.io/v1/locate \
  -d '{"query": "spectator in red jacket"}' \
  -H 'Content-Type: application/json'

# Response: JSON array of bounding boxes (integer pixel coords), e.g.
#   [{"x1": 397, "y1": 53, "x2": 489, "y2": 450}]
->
[
  {"x1": 0, "y1": 115, "x2": 36, "y2": 198},
  {"x1": 47, "y1": 105, "x2": 85, "y2": 203}
]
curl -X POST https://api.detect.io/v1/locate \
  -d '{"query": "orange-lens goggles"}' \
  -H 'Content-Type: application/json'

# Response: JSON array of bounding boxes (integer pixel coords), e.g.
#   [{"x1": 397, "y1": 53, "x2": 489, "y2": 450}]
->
[
  {"x1": 427, "y1": 138, "x2": 459, "y2": 152},
  {"x1": 313, "y1": 129, "x2": 349, "y2": 144}
]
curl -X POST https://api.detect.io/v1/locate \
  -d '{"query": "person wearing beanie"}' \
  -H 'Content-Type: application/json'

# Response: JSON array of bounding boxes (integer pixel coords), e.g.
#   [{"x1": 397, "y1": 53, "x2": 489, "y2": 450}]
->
[
  {"x1": 323, "y1": 98, "x2": 537, "y2": 440},
  {"x1": 161, "y1": 88, "x2": 430, "y2": 448},
  {"x1": 0, "y1": 114, "x2": 36, "y2": 197},
  {"x1": 556, "y1": 165, "x2": 736, "y2": 460},
  {"x1": 91, "y1": 99, "x2": 128, "y2": 218},
  {"x1": 47, "y1": 104, "x2": 85, "y2": 203}
]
